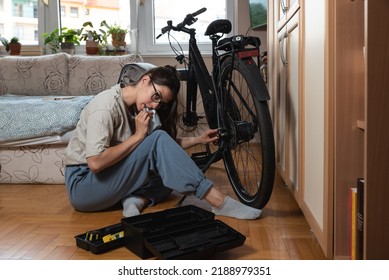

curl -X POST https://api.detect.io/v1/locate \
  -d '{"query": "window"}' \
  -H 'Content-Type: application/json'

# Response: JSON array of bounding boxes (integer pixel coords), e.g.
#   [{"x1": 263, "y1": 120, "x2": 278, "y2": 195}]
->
[
  {"x1": 1, "y1": 0, "x2": 233, "y2": 52},
  {"x1": 1, "y1": 0, "x2": 38, "y2": 45},
  {"x1": 138, "y1": 0, "x2": 235, "y2": 54},
  {"x1": 69, "y1": 7, "x2": 78, "y2": 18},
  {"x1": 13, "y1": 0, "x2": 36, "y2": 18},
  {"x1": 60, "y1": 6, "x2": 65, "y2": 17},
  {"x1": 59, "y1": 0, "x2": 131, "y2": 46}
]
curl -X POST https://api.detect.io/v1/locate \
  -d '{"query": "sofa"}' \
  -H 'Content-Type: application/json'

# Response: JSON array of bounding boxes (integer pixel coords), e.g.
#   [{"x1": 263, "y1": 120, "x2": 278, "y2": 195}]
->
[{"x1": 0, "y1": 52, "x2": 143, "y2": 184}]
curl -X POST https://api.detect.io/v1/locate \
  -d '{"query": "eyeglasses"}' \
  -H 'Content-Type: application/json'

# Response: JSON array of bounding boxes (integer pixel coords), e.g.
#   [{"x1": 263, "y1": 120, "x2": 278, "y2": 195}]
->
[{"x1": 150, "y1": 79, "x2": 168, "y2": 110}]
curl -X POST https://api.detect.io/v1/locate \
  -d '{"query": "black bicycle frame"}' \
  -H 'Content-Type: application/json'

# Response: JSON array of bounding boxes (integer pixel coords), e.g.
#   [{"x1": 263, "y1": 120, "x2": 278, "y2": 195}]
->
[
  {"x1": 177, "y1": 28, "x2": 219, "y2": 130},
  {"x1": 177, "y1": 25, "x2": 270, "y2": 172}
]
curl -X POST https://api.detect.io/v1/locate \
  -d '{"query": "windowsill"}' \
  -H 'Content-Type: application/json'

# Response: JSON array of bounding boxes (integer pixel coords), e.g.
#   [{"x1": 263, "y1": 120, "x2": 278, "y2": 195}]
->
[
  {"x1": 139, "y1": 51, "x2": 212, "y2": 58},
  {"x1": 15, "y1": 45, "x2": 213, "y2": 58}
]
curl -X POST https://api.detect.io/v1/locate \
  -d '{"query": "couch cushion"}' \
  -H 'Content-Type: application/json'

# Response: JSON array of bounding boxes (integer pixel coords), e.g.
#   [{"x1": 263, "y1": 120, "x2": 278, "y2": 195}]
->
[
  {"x1": 67, "y1": 54, "x2": 141, "y2": 96},
  {"x1": 0, "y1": 53, "x2": 69, "y2": 96}
]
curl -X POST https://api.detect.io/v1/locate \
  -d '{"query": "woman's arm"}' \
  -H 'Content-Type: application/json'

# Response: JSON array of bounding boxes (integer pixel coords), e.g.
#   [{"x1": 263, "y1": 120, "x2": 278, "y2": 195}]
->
[
  {"x1": 87, "y1": 110, "x2": 151, "y2": 173},
  {"x1": 176, "y1": 128, "x2": 219, "y2": 149}
]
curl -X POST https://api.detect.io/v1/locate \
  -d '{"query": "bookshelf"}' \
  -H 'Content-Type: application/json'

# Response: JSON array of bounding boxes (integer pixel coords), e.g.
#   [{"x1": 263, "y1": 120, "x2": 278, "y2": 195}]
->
[
  {"x1": 331, "y1": 0, "x2": 365, "y2": 259},
  {"x1": 330, "y1": 0, "x2": 389, "y2": 259},
  {"x1": 363, "y1": 0, "x2": 389, "y2": 259}
]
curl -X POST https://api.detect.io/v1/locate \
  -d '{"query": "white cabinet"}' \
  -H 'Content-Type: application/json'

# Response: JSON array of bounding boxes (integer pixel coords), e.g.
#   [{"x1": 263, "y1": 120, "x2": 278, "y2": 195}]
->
[
  {"x1": 275, "y1": 25, "x2": 287, "y2": 181},
  {"x1": 285, "y1": 12, "x2": 300, "y2": 195},
  {"x1": 276, "y1": 0, "x2": 300, "y2": 30},
  {"x1": 272, "y1": 2, "x2": 302, "y2": 198},
  {"x1": 269, "y1": 0, "x2": 329, "y2": 256}
]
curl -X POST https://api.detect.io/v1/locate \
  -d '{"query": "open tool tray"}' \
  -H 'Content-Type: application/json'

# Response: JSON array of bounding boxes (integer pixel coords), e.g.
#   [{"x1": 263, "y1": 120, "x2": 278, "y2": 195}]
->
[
  {"x1": 144, "y1": 220, "x2": 246, "y2": 259},
  {"x1": 75, "y1": 223, "x2": 124, "y2": 254},
  {"x1": 121, "y1": 204, "x2": 246, "y2": 259}
]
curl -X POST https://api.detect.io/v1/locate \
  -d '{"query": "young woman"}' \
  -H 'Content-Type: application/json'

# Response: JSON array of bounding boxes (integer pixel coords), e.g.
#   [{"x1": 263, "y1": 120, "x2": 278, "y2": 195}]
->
[{"x1": 64, "y1": 65, "x2": 261, "y2": 220}]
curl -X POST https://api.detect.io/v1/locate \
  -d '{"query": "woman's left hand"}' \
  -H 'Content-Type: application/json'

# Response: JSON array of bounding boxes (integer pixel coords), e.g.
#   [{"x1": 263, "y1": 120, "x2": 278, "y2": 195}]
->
[{"x1": 199, "y1": 128, "x2": 219, "y2": 145}]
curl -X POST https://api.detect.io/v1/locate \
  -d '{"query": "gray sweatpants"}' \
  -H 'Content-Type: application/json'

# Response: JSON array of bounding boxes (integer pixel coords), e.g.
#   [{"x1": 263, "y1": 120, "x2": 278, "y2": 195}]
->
[{"x1": 65, "y1": 130, "x2": 213, "y2": 212}]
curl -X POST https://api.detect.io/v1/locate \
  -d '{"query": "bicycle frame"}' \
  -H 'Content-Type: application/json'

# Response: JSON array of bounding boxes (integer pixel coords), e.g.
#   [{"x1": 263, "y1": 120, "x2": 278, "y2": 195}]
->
[
  {"x1": 176, "y1": 21, "x2": 271, "y2": 172},
  {"x1": 176, "y1": 26, "x2": 228, "y2": 172},
  {"x1": 177, "y1": 30, "x2": 217, "y2": 126}
]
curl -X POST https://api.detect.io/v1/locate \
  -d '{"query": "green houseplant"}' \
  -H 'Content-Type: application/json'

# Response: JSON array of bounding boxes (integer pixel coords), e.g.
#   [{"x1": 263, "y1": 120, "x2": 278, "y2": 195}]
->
[
  {"x1": 100, "y1": 20, "x2": 128, "y2": 50},
  {"x1": 42, "y1": 27, "x2": 81, "y2": 54},
  {"x1": 1, "y1": 36, "x2": 22, "y2": 55},
  {"x1": 42, "y1": 29, "x2": 60, "y2": 53},
  {"x1": 0, "y1": 36, "x2": 8, "y2": 52},
  {"x1": 80, "y1": 21, "x2": 105, "y2": 55}
]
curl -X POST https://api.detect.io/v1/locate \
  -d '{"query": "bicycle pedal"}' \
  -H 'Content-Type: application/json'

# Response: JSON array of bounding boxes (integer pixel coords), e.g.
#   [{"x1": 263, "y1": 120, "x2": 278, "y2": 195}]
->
[{"x1": 191, "y1": 152, "x2": 209, "y2": 160}]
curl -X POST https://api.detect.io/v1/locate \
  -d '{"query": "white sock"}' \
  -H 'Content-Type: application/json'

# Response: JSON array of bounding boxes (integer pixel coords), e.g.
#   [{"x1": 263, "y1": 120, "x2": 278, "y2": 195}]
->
[
  {"x1": 122, "y1": 196, "x2": 145, "y2": 217},
  {"x1": 211, "y1": 196, "x2": 262, "y2": 220}
]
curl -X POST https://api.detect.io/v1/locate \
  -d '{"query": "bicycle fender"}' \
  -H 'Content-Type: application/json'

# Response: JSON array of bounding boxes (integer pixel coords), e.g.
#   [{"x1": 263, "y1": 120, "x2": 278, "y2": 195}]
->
[{"x1": 236, "y1": 58, "x2": 270, "y2": 101}]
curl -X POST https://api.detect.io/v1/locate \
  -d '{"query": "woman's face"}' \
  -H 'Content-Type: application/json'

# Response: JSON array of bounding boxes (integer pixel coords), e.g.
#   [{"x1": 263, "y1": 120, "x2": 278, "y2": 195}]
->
[{"x1": 137, "y1": 76, "x2": 174, "y2": 112}]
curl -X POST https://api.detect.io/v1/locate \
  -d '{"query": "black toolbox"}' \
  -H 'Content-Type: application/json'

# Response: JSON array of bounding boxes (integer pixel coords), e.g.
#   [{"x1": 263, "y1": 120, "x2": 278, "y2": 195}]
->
[
  {"x1": 121, "y1": 205, "x2": 246, "y2": 259},
  {"x1": 74, "y1": 205, "x2": 246, "y2": 259}
]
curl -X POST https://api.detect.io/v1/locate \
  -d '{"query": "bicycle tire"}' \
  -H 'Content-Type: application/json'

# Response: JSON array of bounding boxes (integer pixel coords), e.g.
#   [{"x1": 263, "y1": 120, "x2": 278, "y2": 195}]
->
[{"x1": 219, "y1": 56, "x2": 275, "y2": 209}]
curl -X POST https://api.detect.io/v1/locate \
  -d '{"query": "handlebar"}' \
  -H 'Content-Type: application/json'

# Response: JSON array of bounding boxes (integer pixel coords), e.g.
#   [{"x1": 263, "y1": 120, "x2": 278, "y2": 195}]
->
[
  {"x1": 191, "y1": 7, "x2": 207, "y2": 17},
  {"x1": 156, "y1": 7, "x2": 207, "y2": 39}
]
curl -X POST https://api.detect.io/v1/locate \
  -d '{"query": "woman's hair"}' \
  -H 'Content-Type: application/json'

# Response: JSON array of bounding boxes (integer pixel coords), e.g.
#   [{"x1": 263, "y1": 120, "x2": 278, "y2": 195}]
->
[{"x1": 139, "y1": 65, "x2": 181, "y2": 139}]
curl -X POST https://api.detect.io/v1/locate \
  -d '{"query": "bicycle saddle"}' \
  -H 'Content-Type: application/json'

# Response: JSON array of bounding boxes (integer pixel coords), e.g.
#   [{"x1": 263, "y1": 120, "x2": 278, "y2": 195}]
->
[{"x1": 205, "y1": 19, "x2": 232, "y2": 36}]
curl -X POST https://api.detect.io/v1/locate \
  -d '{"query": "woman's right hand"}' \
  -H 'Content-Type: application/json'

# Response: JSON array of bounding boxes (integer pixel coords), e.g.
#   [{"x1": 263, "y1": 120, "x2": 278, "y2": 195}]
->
[{"x1": 134, "y1": 109, "x2": 152, "y2": 138}]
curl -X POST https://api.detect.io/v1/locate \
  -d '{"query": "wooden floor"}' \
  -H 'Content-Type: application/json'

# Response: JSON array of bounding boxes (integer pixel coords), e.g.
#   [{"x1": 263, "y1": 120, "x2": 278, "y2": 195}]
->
[{"x1": 0, "y1": 161, "x2": 326, "y2": 260}]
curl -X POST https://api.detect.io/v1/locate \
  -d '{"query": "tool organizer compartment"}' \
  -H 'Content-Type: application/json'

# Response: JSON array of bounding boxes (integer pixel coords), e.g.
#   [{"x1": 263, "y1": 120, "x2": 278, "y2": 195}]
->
[
  {"x1": 121, "y1": 205, "x2": 215, "y2": 259},
  {"x1": 144, "y1": 220, "x2": 246, "y2": 259},
  {"x1": 75, "y1": 223, "x2": 124, "y2": 254}
]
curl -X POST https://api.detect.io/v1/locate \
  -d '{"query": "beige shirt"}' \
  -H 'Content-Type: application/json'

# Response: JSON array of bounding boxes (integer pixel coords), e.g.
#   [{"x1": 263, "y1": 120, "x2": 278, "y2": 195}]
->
[{"x1": 64, "y1": 84, "x2": 134, "y2": 165}]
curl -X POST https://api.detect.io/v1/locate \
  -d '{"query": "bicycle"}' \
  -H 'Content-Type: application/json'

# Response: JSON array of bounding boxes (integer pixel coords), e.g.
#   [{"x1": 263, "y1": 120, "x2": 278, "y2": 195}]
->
[{"x1": 123, "y1": 8, "x2": 275, "y2": 209}]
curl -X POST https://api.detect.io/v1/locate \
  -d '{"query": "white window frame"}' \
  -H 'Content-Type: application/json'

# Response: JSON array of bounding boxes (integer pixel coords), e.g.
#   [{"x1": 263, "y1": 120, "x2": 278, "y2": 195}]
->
[
  {"x1": 38, "y1": 0, "x2": 60, "y2": 46},
  {"x1": 136, "y1": 0, "x2": 235, "y2": 56}
]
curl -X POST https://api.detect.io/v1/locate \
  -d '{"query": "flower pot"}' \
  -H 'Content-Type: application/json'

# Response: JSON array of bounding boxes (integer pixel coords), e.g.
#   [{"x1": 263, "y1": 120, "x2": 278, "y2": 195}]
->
[
  {"x1": 9, "y1": 43, "x2": 21, "y2": 55},
  {"x1": 111, "y1": 32, "x2": 126, "y2": 48},
  {"x1": 61, "y1": 42, "x2": 75, "y2": 55},
  {"x1": 86, "y1": 40, "x2": 99, "y2": 55}
]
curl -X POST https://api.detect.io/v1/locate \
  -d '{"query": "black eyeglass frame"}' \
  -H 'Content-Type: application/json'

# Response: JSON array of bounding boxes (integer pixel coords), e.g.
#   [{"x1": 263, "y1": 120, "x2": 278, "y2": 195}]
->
[{"x1": 150, "y1": 79, "x2": 168, "y2": 110}]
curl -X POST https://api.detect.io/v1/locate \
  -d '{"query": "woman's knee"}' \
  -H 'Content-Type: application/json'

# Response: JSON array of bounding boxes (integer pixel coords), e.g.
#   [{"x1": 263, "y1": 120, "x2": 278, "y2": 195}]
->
[
  {"x1": 149, "y1": 129, "x2": 170, "y2": 141},
  {"x1": 146, "y1": 130, "x2": 177, "y2": 149}
]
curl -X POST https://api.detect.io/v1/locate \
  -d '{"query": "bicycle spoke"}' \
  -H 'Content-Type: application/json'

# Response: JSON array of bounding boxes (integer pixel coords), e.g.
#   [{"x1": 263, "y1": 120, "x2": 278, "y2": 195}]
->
[{"x1": 227, "y1": 76, "x2": 258, "y2": 121}]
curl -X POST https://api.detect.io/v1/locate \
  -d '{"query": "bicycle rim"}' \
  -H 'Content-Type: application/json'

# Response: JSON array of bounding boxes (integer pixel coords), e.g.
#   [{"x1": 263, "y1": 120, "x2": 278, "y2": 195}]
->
[{"x1": 220, "y1": 57, "x2": 275, "y2": 209}]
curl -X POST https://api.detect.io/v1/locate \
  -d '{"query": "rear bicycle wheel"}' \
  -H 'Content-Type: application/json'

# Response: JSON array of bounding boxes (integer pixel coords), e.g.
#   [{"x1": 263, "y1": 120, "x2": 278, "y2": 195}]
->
[{"x1": 219, "y1": 56, "x2": 275, "y2": 209}]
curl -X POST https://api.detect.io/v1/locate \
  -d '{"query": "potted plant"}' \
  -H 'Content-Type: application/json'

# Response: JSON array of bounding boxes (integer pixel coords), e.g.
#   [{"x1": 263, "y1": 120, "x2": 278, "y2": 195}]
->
[
  {"x1": 80, "y1": 21, "x2": 104, "y2": 55},
  {"x1": 42, "y1": 27, "x2": 81, "y2": 54},
  {"x1": 42, "y1": 29, "x2": 61, "y2": 53},
  {"x1": 1, "y1": 36, "x2": 22, "y2": 55},
  {"x1": 0, "y1": 36, "x2": 8, "y2": 52},
  {"x1": 100, "y1": 20, "x2": 128, "y2": 51},
  {"x1": 59, "y1": 27, "x2": 81, "y2": 54}
]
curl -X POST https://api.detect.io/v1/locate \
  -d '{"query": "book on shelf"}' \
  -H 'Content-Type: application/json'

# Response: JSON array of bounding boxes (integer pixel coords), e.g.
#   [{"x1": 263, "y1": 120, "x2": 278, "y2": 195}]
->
[
  {"x1": 356, "y1": 178, "x2": 364, "y2": 260},
  {"x1": 350, "y1": 187, "x2": 358, "y2": 260}
]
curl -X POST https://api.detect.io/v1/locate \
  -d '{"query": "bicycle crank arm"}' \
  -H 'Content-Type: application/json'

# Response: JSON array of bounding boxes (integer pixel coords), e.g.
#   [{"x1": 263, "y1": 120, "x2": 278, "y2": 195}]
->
[{"x1": 191, "y1": 150, "x2": 224, "y2": 173}]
